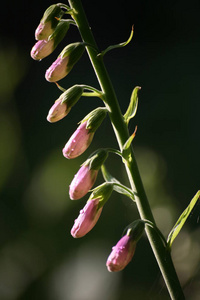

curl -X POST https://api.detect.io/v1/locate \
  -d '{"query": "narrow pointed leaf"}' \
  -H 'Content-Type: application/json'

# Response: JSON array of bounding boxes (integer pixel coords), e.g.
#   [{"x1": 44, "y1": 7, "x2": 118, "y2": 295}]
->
[
  {"x1": 124, "y1": 86, "x2": 141, "y2": 125},
  {"x1": 122, "y1": 126, "x2": 137, "y2": 152},
  {"x1": 167, "y1": 190, "x2": 200, "y2": 249},
  {"x1": 99, "y1": 26, "x2": 134, "y2": 57},
  {"x1": 101, "y1": 165, "x2": 135, "y2": 200}
]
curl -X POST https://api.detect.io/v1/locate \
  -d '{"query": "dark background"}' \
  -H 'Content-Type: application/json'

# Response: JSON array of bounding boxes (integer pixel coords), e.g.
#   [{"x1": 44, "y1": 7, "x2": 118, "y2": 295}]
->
[{"x1": 0, "y1": 1, "x2": 200, "y2": 299}]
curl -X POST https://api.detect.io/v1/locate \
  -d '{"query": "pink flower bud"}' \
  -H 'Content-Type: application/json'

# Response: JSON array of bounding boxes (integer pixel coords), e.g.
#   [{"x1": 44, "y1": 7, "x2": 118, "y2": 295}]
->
[
  {"x1": 30, "y1": 39, "x2": 54, "y2": 61},
  {"x1": 35, "y1": 21, "x2": 54, "y2": 40},
  {"x1": 69, "y1": 165, "x2": 98, "y2": 200},
  {"x1": 71, "y1": 198, "x2": 103, "y2": 238},
  {"x1": 47, "y1": 99, "x2": 70, "y2": 123},
  {"x1": 63, "y1": 122, "x2": 94, "y2": 159},
  {"x1": 106, "y1": 234, "x2": 136, "y2": 272},
  {"x1": 45, "y1": 56, "x2": 71, "y2": 82}
]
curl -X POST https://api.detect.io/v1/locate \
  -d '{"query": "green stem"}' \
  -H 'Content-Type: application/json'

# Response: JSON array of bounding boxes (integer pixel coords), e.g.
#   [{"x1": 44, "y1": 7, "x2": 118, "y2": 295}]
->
[{"x1": 68, "y1": 1, "x2": 185, "y2": 299}]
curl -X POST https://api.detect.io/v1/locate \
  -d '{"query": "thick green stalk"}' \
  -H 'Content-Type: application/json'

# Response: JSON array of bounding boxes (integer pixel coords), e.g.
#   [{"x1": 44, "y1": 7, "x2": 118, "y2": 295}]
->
[{"x1": 68, "y1": 1, "x2": 185, "y2": 299}]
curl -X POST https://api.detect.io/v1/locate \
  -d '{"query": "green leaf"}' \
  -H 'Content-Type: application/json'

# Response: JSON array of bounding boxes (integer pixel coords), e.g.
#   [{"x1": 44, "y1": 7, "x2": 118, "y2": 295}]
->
[
  {"x1": 101, "y1": 165, "x2": 135, "y2": 200},
  {"x1": 99, "y1": 26, "x2": 134, "y2": 57},
  {"x1": 167, "y1": 190, "x2": 200, "y2": 249},
  {"x1": 122, "y1": 126, "x2": 137, "y2": 152},
  {"x1": 124, "y1": 86, "x2": 141, "y2": 125}
]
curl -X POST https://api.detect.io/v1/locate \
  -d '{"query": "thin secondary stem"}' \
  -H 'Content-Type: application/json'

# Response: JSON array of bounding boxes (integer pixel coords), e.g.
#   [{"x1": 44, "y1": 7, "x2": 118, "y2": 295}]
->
[{"x1": 68, "y1": 1, "x2": 185, "y2": 299}]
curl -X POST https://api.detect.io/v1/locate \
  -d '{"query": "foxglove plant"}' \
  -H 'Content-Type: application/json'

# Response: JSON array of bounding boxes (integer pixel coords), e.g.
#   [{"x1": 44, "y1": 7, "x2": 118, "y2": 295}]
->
[{"x1": 31, "y1": 1, "x2": 199, "y2": 299}]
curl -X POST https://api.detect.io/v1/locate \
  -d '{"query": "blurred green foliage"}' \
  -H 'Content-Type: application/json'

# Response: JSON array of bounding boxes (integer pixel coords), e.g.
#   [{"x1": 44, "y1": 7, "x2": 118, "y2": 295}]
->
[{"x1": 0, "y1": 1, "x2": 200, "y2": 299}]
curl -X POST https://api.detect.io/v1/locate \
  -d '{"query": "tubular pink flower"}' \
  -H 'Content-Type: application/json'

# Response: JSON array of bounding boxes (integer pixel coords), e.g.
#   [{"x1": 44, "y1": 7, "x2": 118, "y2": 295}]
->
[
  {"x1": 45, "y1": 56, "x2": 71, "y2": 82},
  {"x1": 63, "y1": 122, "x2": 94, "y2": 159},
  {"x1": 69, "y1": 165, "x2": 98, "y2": 200},
  {"x1": 71, "y1": 198, "x2": 103, "y2": 238},
  {"x1": 30, "y1": 39, "x2": 54, "y2": 61},
  {"x1": 106, "y1": 234, "x2": 136, "y2": 272},
  {"x1": 47, "y1": 99, "x2": 70, "y2": 123}
]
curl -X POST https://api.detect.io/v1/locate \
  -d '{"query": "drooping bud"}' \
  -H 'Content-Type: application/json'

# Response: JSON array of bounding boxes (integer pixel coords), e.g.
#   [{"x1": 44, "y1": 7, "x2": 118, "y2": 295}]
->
[
  {"x1": 47, "y1": 98, "x2": 69, "y2": 123},
  {"x1": 69, "y1": 149, "x2": 108, "y2": 200},
  {"x1": 69, "y1": 165, "x2": 98, "y2": 200},
  {"x1": 62, "y1": 122, "x2": 94, "y2": 159},
  {"x1": 106, "y1": 220, "x2": 145, "y2": 272},
  {"x1": 31, "y1": 21, "x2": 70, "y2": 61},
  {"x1": 62, "y1": 107, "x2": 107, "y2": 159},
  {"x1": 47, "y1": 85, "x2": 84, "y2": 123},
  {"x1": 45, "y1": 42, "x2": 86, "y2": 82},
  {"x1": 70, "y1": 182, "x2": 113, "y2": 238},
  {"x1": 30, "y1": 39, "x2": 54, "y2": 61},
  {"x1": 35, "y1": 4, "x2": 63, "y2": 40},
  {"x1": 70, "y1": 198, "x2": 103, "y2": 238}
]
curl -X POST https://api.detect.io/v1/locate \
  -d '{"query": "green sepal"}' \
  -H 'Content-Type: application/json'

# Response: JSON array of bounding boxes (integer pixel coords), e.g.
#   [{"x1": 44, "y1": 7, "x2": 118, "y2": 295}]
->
[
  {"x1": 89, "y1": 182, "x2": 113, "y2": 208},
  {"x1": 59, "y1": 42, "x2": 86, "y2": 69},
  {"x1": 101, "y1": 165, "x2": 135, "y2": 200},
  {"x1": 60, "y1": 85, "x2": 84, "y2": 108},
  {"x1": 100, "y1": 26, "x2": 134, "y2": 57},
  {"x1": 124, "y1": 86, "x2": 141, "y2": 125},
  {"x1": 48, "y1": 20, "x2": 70, "y2": 48},
  {"x1": 41, "y1": 4, "x2": 63, "y2": 29},
  {"x1": 80, "y1": 107, "x2": 107, "y2": 132},
  {"x1": 167, "y1": 190, "x2": 200, "y2": 249},
  {"x1": 123, "y1": 220, "x2": 145, "y2": 242},
  {"x1": 84, "y1": 149, "x2": 108, "y2": 170}
]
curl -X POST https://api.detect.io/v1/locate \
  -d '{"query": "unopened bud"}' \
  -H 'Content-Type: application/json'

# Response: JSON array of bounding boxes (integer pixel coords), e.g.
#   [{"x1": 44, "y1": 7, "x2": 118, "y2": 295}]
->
[
  {"x1": 71, "y1": 198, "x2": 103, "y2": 238},
  {"x1": 47, "y1": 98, "x2": 70, "y2": 123},
  {"x1": 35, "y1": 4, "x2": 63, "y2": 40},
  {"x1": 31, "y1": 39, "x2": 54, "y2": 60},
  {"x1": 63, "y1": 121, "x2": 94, "y2": 159},
  {"x1": 45, "y1": 42, "x2": 85, "y2": 82},
  {"x1": 69, "y1": 165, "x2": 98, "y2": 200},
  {"x1": 106, "y1": 220, "x2": 145, "y2": 272},
  {"x1": 106, "y1": 234, "x2": 136, "y2": 272},
  {"x1": 62, "y1": 107, "x2": 107, "y2": 159},
  {"x1": 47, "y1": 85, "x2": 84, "y2": 123}
]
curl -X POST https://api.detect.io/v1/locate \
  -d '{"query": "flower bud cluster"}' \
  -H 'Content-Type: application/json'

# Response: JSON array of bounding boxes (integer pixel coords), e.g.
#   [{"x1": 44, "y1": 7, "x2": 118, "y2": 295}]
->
[
  {"x1": 31, "y1": 4, "x2": 85, "y2": 82},
  {"x1": 31, "y1": 3, "x2": 144, "y2": 275}
]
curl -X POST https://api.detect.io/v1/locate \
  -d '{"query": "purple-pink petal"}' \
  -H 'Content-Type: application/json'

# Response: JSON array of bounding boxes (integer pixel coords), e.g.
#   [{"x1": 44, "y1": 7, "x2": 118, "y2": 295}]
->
[
  {"x1": 69, "y1": 165, "x2": 98, "y2": 200},
  {"x1": 106, "y1": 234, "x2": 136, "y2": 272},
  {"x1": 71, "y1": 198, "x2": 103, "y2": 238},
  {"x1": 47, "y1": 99, "x2": 70, "y2": 123},
  {"x1": 30, "y1": 39, "x2": 54, "y2": 60},
  {"x1": 63, "y1": 122, "x2": 94, "y2": 159},
  {"x1": 45, "y1": 56, "x2": 70, "y2": 82}
]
